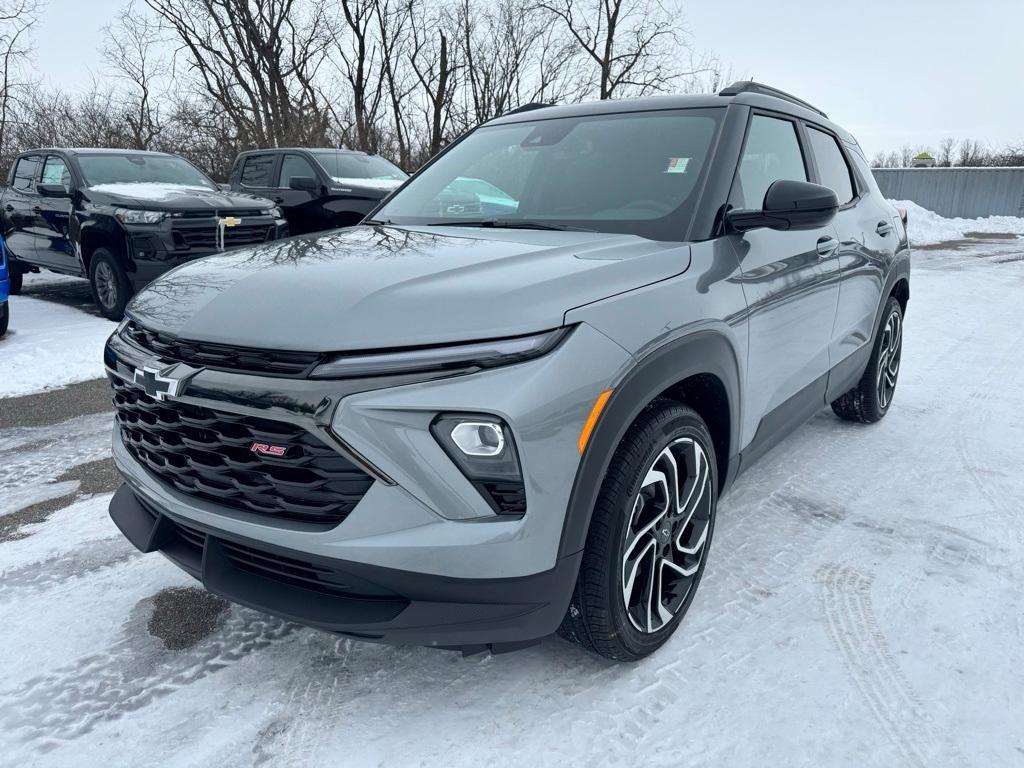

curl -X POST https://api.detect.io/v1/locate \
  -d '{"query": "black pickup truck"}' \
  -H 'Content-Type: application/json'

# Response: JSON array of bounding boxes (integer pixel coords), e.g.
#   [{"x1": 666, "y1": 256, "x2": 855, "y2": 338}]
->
[
  {"x1": 227, "y1": 148, "x2": 407, "y2": 235},
  {"x1": 0, "y1": 148, "x2": 287, "y2": 319}
]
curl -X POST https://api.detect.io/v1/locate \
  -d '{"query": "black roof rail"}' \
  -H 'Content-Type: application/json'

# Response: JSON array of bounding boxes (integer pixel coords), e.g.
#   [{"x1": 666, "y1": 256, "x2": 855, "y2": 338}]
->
[
  {"x1": 497, "y1": 102, "x2": 554, "y2": 118},
  {"x1": 719, "y1": 81, "x2": 828, "y2": 119}
]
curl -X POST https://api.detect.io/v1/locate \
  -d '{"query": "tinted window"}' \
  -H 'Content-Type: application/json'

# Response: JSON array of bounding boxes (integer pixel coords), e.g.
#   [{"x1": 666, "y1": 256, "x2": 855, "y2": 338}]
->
[
  {"x1": 807, "y1": 127, "x2": 855, "y2": 204},
  {"x1": 12, "y1": 155, "x2": 41, "y2": 193},
  {"x1": 78, "y1": 154, "x2": 216, "y2": 189},
  {"x1": 279, "y1": 154, "x2": 318, "y2": 187},
  {"x1": 311, "y1": 151, "x2": 406, "y2": 181},
  {"x1": 41, "y1": 155, "x2": 72, "y2": 191},
  {"x1": 240, "y1": 154, "x2": 275, "y2": 187},
  {"x1": 732, "y1": 115, "x2": 807, "y2": 209},
  {"x1": 374, "y1": 109, "x2": 723, "y2": 241}
]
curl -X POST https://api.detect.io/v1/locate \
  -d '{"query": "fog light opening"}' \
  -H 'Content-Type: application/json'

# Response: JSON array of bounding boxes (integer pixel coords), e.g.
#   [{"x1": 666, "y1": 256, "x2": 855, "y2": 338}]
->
[{"x1": 450, "y1": 421, "x2": 505, "y2": 457}]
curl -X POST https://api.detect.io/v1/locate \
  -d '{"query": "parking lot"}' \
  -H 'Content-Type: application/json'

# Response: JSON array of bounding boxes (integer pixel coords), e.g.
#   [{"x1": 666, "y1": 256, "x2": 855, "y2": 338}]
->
[{"x1": 1, "y1": 238, "x2": 1023, "y2": 767}]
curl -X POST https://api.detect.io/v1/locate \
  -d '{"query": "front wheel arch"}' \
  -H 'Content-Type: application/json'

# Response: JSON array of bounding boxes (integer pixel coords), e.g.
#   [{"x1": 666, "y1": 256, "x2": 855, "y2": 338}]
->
[{"x1": 558, "y1": 329, "x2": 741, "y2": 560}]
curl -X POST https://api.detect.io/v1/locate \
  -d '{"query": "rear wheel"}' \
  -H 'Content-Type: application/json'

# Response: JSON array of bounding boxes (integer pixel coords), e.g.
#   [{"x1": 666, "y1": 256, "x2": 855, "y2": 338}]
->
[
  {"x1": 7, "y1": 264, "x2": 23, "y2": 295},
  {"x1": 558, "y1": 399, "x2": 717, "y2": 661},
  {"x1": 89, "y1": 248, "x2": 132, "y2": 321},
  {"x1": 0, "y1": 301, "x2": 8, "y2": 337},
  {"x1": 832, "y1": 296, "x2": 903, "y2": 423}
]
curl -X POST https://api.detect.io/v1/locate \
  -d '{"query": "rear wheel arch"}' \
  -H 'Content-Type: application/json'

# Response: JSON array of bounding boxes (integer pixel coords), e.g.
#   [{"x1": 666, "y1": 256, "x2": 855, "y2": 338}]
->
[
  {"x1": 890, "y1": 277, "x2": 909, "y2": 315},
  {"x1": 558, "y1": 329, "x2": 742, "y2": 559}
]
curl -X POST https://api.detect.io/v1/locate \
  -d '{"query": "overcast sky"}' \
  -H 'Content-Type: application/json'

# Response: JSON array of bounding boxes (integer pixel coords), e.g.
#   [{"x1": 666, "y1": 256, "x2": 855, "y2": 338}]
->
[{"x1": 32, "y1": 0, "x2": 1024, "y2": 158}]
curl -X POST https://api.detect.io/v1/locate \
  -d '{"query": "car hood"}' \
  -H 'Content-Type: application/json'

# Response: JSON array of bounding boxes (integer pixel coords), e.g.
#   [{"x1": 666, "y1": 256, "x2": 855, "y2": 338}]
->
[
  {"x1": 84, "y1": 183, "x2": 273, "y2": 211},
  {"x1": 127, "y1": 224, "x2": 691, "y2": 352}
]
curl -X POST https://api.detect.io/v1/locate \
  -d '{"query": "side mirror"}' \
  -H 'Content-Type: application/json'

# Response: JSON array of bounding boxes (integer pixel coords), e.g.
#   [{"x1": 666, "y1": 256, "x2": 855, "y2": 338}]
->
[
  {"x1": 218, "y1": 183, "x2": 231, "y2": 192},
  {"x1": 37, "y1": 183, "x2": 71, "y2": 198},
  {"x1": 726, "y1": 180, "x2": 838, "y2": 233},
  {"x1": 288, "y1": 176, "x2": 319, "y2": 194}
]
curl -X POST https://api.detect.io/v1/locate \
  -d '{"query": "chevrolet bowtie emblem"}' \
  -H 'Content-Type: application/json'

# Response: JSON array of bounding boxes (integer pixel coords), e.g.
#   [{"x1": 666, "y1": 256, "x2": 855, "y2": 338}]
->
[
  {"x1": 133, "y1": 364, "x2": 186, "y2": 401},
  {"x1": 222, "y1": 216, "x2": 241, "y2": 227}
]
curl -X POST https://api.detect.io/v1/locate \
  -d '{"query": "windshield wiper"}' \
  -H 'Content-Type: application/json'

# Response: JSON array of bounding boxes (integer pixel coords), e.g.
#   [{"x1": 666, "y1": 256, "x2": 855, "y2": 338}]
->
[{"x1": 426, "y1": 219, "x2": 595, "y2": 232}]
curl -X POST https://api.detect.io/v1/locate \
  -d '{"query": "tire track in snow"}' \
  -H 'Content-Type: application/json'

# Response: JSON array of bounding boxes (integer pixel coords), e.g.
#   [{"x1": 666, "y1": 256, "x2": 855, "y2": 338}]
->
[
  {"x1": 0, "y1": 537, "x2": 138, "y2": 603},
  {"x1": 816, "y1": 563, "x2": 966, "y2": 768},
  {"x1": 0, "y1": 599, "x2": 298, "y2": 752}
]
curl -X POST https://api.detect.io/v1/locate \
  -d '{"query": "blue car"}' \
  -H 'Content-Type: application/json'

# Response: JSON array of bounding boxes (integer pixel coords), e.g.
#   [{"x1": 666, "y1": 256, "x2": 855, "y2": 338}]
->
[{"x1": 0, "y1": 233, "x2": 9, "y2": 338}]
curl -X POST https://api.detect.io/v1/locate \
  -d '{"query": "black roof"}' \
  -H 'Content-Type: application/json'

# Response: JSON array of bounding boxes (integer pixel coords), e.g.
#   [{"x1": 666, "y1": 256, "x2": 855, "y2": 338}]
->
[
  {"x1": 235, "y1": 147, "x2": 373, "y2": 156},
  {"x1": 45, "y1": 148, "x2": 176, "y2": 156},
  {"x1": 487, "y1": 84, "x2": 855, "y2": 144}
]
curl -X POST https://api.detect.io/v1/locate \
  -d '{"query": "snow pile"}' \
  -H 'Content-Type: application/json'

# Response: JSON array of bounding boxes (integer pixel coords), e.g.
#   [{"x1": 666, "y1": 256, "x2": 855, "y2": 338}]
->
[
  {"x1": 888, "y1": 199, "x2": 1024, "y2": 245},
  {"x1": 0, "y1": 295, "x2": 114, "y2": 398}
]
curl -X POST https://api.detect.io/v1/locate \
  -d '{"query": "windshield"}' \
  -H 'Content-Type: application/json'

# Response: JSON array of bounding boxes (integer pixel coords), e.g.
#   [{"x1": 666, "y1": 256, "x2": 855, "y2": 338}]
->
[
  {"x1": 78, "y1": 154, "x2": 217, "y2": 189},
  {"x1": 374, "y1": 108, "x2": 722, "y2": 240},
  {"x1": 312, "y1": 151, "x2": 407, "y2": 182}
]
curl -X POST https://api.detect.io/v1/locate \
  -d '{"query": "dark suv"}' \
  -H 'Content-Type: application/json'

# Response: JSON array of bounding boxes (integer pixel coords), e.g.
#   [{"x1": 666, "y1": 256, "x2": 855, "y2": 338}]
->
[
  {"x1": 0, "y1": 148, "x2": 286, "y2": 319},
  {"x1": 227, "y1": 148, "x2": 407, "y2": 235},
  {"x1": 106, "y1": 83, "x2": 909, "y2": 660}
]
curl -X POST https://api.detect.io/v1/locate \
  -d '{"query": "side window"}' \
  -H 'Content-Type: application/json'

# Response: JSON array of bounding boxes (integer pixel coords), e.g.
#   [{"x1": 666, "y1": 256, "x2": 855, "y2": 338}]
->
[
  {"x1": 240, "y1": 154, "x2": 275, "y2": 187},
  {"x1": 12, "y1": 155, "x2": 42, "y2": 193},
  {"x1": 279, "y1": 154, "x2": 318, "y2": 188},
  {"x1": 41, "y1": 155, "x2": 72, "y2": 191},
  {"x1": 731, "y1": 115, "x2": 807, "y2": 209},
  {"x1": 807, "y1": 127, "x2": 855, "y2": 204}
]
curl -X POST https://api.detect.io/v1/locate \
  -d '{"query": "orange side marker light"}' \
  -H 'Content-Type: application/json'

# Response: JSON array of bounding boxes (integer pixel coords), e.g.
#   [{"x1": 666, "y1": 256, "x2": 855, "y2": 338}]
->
[{"x1": 578, "y1": 389, "x2": 613, "y2": 454}]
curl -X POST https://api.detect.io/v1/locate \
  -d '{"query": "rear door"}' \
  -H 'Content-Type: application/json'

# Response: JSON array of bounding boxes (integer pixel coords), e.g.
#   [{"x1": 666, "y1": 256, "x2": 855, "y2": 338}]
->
[
  {"x1": 727, "y1": 113, "x2": 842, "y2": 456},
  {"x1": 33, "y1": 154, "x2": 79, "y2": 272},
  {"x1": 811, "y1": 131, "x2": 899, "y2": 390},
  {"x1": 235, "y1": 153, "x2": 279, "y2": 201},
  {"x1": 3, "y1": 154, "x2": 43, "y2": 264}
]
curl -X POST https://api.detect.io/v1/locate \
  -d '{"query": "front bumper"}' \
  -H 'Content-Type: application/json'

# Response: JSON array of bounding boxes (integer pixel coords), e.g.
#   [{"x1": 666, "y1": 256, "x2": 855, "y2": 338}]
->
[{"x1": 106, "y1": 322, "x2": 633, "y2": 646}]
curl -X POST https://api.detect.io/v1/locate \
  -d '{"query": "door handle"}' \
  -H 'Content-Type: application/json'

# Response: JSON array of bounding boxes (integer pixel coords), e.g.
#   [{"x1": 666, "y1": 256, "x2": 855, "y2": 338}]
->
[
  {"x1": 816, "y1": 236, "x2": 838, "y2": 257},
  {"x1": 876, "y1": 221, "x2": 893, "y2": 236}
]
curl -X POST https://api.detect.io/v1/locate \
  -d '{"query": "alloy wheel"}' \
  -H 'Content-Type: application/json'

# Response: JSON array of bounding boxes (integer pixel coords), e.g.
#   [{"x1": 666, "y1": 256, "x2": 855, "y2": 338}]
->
[
  {"x1": 876, "y1": 309, "x2": 902, "y2": 410},
  {"x1": 620, "y1": 437, "x2": 713, "y2": 634},
  {"x1": 95, "y1": 262, "x2": 118, "y2": 309}
]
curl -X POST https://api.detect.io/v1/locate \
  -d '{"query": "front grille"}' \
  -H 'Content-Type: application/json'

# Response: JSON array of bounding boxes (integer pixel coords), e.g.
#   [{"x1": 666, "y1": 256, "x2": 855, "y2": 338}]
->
[
  {"x1": 113, "y1": 377, "x2": 373, "y2": 525},
  {"x1": 122, "y1": 321, "x2": 322, "y2": 377},
  {"x1": 171, "y1": 221, "x2": 273, "y2": 250}
]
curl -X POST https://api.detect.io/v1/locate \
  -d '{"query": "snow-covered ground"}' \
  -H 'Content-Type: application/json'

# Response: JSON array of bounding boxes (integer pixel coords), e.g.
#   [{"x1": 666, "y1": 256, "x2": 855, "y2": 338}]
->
[
  {"x1": 890, "y1": 199, "x2": 1024, "y2": 245},
  {"x1": 0, "y1": 273, "x2": 114, "y2": 398},
  {"x1": 1, "y1": 238, "x2": 1024, "y2": 767}
]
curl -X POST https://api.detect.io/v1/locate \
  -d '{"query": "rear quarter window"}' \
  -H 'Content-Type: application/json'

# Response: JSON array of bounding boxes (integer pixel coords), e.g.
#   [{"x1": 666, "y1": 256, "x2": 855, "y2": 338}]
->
[{"x1": 807, "y1": 127, "x2": 855, "y2": 204}]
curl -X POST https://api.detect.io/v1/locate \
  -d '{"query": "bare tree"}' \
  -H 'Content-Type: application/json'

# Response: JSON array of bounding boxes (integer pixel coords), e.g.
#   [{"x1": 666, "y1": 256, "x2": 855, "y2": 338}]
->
[
  {"x1": 936, "y1": 137, "x2": 956, "y2": 167},
  {"x1": 102, "y1": 3, "x2": 169, "y2": 149},
  {"x1": 408, "y1": 2, "x2": 459, "y2": 159},
  {"x1": 334, "y1": 0, "x2": 385, "y2": 151},
  {"x1": 144, "y1": 0, "x2": 334, "y2": 148},
  {"x1": 956, "y1": 138, "x2": 987, "y2": 167},
  {"x1": 536, "y1": 0, "x2": 697, "y2": 100},
  {"x1": 374, "y1": 0, "x2": 416, "y2": 167},
  {"x1": 0, "y1": 0, "x2": 39, "y2": 167}
]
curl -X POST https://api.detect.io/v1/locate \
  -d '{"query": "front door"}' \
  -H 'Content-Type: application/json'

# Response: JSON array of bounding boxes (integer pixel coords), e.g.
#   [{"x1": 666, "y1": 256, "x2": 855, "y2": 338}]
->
[
  {"x1": 33, "y1": 154, "x2": 78, "y2": 272},
  {"x1": 276, "y1": 153, "x2": 323, "y2": 235},
  {"x1": 727, "y1": 113, "x2": 842, "y2": 454}
]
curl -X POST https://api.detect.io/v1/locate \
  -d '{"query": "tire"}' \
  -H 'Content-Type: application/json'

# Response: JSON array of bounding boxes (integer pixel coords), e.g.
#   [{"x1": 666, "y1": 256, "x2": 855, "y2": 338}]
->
[
  {"x1": 831, "y1": 296, "x2": 903, "y2": 424},
  {"x1": 558, "y1": 399, "x2": 718, "y2": 661},
  {"x1": 0, "y1": 301, "x2": 8, "y2": 337},
  {"x1": 88, "y1": 248, "x2": 132, "y2": 321},
  {"x1": 7, "y1": 264, "x2": 23, "y2": 295}
]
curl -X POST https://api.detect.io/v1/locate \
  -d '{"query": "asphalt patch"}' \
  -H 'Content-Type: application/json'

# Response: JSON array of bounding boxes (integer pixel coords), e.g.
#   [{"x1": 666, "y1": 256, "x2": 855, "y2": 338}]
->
[
  {"x1": 0, "y1": 377, "x2": 112, "y2": 430},
  {"x1": 0, "y1": 457, "x2": 121, "y2": 542},
  {"x1": 147, "y1": 586, "x2": 230, "y2": 650}
]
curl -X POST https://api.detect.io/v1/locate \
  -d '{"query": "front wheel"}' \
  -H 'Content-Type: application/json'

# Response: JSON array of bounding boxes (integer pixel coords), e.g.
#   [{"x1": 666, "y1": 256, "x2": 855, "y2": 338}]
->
[
  {"x1": 7, "y1": 264, "x2": 23, "y2": 295},
  {"x1": 89, "y1": 248, "x2": 132, "y2": 321},
  {"x1": 0, "y1": 301, "x2": 8, "y2": 337},
  {"x1": 831, "y1": 296, "x2": 903, "y2": 423},
  {"x1": 559, "y1": 399, "x2": 717, "y2": 661}
]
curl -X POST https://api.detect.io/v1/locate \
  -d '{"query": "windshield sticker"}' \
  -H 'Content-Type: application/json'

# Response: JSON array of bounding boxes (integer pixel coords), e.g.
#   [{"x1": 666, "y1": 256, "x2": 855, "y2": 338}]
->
[{"x1": 665, "y1": 157, "x2": 690, "y2": 174}]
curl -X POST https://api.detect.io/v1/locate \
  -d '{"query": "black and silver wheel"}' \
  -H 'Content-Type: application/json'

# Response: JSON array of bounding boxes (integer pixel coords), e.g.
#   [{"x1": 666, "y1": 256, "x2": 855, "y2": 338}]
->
[
  {"x1": 832, "y1": 296, "x2": 903, "y2": 423},
  {"x1": 559, "y1": 399, "x2": 717, "y2": 661},
  {"x1": 89, "y1": 248, "x2": 132, "y2": 321}
]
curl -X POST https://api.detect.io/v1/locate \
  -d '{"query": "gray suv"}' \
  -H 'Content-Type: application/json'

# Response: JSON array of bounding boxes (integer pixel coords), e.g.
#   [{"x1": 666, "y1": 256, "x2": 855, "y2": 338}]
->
[{"x1": 105, "y1": 82, "x2": 910, "y2": 661}]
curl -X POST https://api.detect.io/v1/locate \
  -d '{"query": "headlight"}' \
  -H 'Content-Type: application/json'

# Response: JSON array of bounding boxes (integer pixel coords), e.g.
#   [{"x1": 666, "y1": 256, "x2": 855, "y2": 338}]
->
[
  {"x1": 114, "y1": 208, "x2": 166, "y2": 225},
  {"x1": 268, "y1": 206, "x2": 284, "y2": 219},
  {"x1": 309, "y1": 327, "x2": 571, "y2": 379}
]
